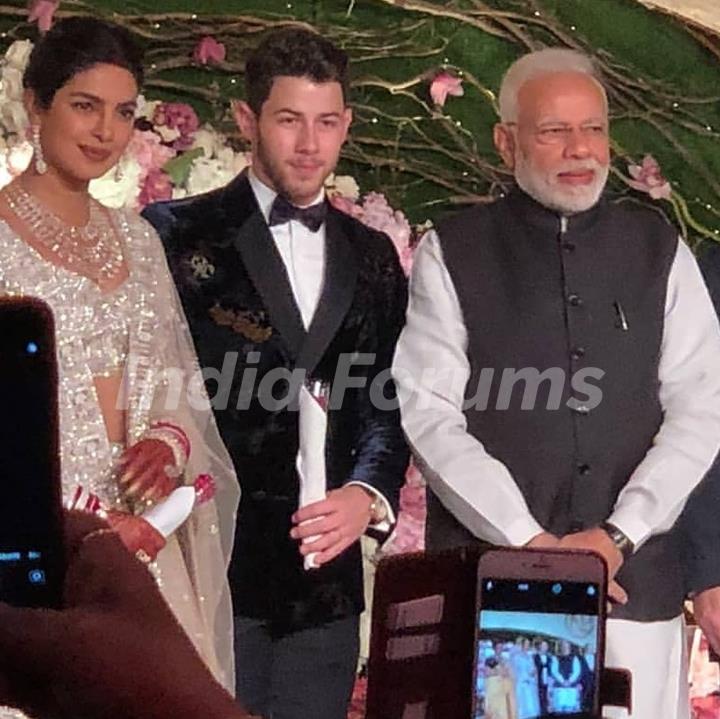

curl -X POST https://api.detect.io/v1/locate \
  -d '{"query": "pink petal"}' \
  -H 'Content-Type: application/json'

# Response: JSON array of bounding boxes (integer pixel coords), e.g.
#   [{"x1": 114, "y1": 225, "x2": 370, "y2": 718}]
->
[
  {"x1": 193, "y1": 36, "x2": 226, "y2": 66},
  {"x1": 27, "y1": 0, "x2": 58, "y2": 33},
  {"x1": 649, "y1": 182, "x2": 672, "y2": 200},
  {"x1": 430, "y1": 80, "x2": 449, "y2": 107},
  {"x1": 627, "y1": 164, "x2": 643, "y2": 180}
]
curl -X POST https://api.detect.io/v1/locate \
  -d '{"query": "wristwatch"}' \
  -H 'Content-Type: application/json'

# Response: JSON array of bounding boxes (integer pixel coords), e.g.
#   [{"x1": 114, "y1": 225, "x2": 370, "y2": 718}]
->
[{"x1": 601, "y1": 522, "x2": 635, "y2": 560}]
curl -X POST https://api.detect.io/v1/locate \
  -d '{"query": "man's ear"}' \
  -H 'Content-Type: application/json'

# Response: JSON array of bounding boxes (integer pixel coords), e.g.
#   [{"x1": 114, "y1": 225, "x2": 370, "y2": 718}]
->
[
  {"x1": 493, "y1": 122, "x2": 516, "y2": 170},
  {"x1": 232, "y1": 100, "x2": 257, "y2": 143}
]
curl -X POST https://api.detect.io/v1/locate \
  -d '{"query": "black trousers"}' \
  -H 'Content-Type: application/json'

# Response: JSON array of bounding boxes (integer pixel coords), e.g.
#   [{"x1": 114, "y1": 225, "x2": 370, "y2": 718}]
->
[{"x1": 234, "y1": 614, "x2": 360, "y2": 719}]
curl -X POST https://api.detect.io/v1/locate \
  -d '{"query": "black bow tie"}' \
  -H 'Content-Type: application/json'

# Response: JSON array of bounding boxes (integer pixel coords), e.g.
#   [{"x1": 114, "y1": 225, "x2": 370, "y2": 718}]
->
[{"x1": 268, "y1": 195, "x2": 327, "y2": 233}]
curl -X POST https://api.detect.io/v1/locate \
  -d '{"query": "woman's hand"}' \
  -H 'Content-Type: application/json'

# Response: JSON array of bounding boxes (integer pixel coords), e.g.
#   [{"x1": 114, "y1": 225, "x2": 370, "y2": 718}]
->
[
  {"x1": 105, "y1": 511, "x2": 166, "y2": 561},
  {"x1": 118, "y1": 438, "x2": 177, "y2": 504},
  {"x1": 0, "y1": 512, "x2": 255, "y2": 719}
]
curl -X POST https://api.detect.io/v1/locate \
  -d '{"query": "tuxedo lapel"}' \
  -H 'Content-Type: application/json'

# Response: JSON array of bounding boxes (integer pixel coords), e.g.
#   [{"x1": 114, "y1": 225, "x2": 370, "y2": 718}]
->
[
  {"x1": 296, "y1": 209, "x2": 357, "y2": 375},
  {"x1": 229, "y1": 180, "x2": 306, "y2": 361}
]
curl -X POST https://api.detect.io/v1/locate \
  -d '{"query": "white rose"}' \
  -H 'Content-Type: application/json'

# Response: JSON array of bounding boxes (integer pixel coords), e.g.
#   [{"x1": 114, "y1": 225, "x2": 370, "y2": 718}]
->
[
  {"x1": 2, "y1": 67, "x2": 25, "y2": 103},
  {"x1": 89, "y1": 157, "x2": 142, "y2": 209},
  {"x1": 4, "y1": 40, "x2": 32, "y2": 71},
  {"x1": 185, "y1": 157, "x2": 234, "y2": 196},
  {"x1": 192, "y1": 126, "x2": 221, "y2": 159},
  {"x1": 332, "y1": 174, "x2": 360, "y2": 200}
]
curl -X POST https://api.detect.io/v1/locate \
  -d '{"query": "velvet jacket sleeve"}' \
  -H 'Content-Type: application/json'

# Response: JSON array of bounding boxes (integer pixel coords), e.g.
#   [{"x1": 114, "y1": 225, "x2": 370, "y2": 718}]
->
[
  {"x1": 343, "y1": 225, "x2": 410, "y2": 521},
  {"x1": 682, "y1": 240, "x2": 720, "y2": 594}
]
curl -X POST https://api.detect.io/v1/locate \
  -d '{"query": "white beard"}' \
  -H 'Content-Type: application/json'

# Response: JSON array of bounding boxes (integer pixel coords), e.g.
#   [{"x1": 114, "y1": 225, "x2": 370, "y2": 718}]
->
[{"x1": 515, "y1": 152, "x2": 609, "y2": 215}]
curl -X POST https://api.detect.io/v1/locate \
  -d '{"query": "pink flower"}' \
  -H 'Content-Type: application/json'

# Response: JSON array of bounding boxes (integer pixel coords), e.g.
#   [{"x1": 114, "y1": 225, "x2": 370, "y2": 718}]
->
[
  {"x1": 193, "y1": 36, "x2": 226, "y2": 66},
  {"x1": 127, "y1": 129, "x2": 176, "y2": 175},
  {"x1": 328, "y1": 193, "x2": 363, "y2": 219},
  {"x1": 627, "y1": 155, "x2": 672, "y2": 200},
  {"x1": 138, "y1": 169, "x2": 173, "y2": 208},
  {"x1": 152, "y1": 102, "x2": 200, "y2": 151},
  {"x1": 360, "y1": 192, "x2": 413, "y2": 275},
  {"x1": 27, "y1": 0, "x2": 59, "y2": 33},
  {"x1": 430, "y1": 71, "x2": 464, "y2": 107}
]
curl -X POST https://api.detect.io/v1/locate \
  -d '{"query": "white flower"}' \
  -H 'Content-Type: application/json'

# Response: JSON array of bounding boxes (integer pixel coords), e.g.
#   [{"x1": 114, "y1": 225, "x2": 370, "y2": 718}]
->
[
  {"x1": 4, "y1": 40, "x2": 32, "y2": 71},
  {"x1": 192, "y1": 126, "x2": 222, "y2": 159},
  {"x1": 0, "y1": 99, "x2": 28, "y2": 136},
  {"x1": 325, "y1": 173, "x2": 359, "y2": 200},
  {"x1": 0, "y1": 150, "x2": 13, "y2": 191},
  {"x1": 1, "y1": 67, "x2": 25, "y2": 102},
  {"x1": 7, "y1": 141, "x2": 32, "y2": 175},
  {"x1": 185, "y1": 157, "x2": 235, "y2": 196},
  {"x1": 155, "y1": 124, "x2": 181, "y2": 144},
  {"x1": 136, "y1": 97, "x2": 160, "y2": 121},
  {"x1": 89, "y1": 156, "x2": 143, "y2": 209}
]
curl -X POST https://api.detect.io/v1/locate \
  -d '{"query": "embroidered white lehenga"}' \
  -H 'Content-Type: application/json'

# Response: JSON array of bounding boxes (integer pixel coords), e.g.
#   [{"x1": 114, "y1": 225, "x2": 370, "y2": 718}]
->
[{"x1": 0, "y1": 206, "x2": 239, "y2": 715}]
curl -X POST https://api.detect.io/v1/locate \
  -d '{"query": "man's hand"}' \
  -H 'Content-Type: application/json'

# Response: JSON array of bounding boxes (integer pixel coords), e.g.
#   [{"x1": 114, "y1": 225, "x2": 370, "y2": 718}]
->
[
  {"x1": 290, "y1": 486, "x2": 374, "y2": 567},
  {"x1": 558, "y1": 528, "x2": 624, "y2": 579},
  {"x1": 525, "y1": 531, "x2": 560, "y2": 549},
  {"x1": 693, "y1": 586, "x2": 720, "y2": 654},
  {"x1": 557, "y1": 528, "x2": 628, "y2": 606}
]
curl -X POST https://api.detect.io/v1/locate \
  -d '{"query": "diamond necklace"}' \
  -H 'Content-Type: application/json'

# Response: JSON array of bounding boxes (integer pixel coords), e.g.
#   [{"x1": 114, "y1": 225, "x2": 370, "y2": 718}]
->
[{"x1": 3, "y1": 181, "x2": 125, "y2": 285}]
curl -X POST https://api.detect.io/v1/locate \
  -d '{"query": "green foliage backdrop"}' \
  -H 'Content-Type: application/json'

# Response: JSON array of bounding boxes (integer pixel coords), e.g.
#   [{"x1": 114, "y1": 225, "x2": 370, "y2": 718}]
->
[{"x1": 1, "y1": 0, "x2": 719, "y2": 246}]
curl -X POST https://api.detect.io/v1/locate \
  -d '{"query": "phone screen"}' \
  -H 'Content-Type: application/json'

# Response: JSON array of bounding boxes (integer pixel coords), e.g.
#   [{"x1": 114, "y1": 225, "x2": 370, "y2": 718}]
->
[
  {"x1": 0, "y1": 298, "x2": 64, "y2": 607},
  {"x1": 473, "y1": 577, "x2": 601, "y2": 719}
]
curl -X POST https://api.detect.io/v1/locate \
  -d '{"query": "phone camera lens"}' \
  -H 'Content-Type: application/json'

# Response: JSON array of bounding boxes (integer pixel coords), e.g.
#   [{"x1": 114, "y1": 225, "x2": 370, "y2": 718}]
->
[
  {"x1": 25, "y1": 342, "x2": 39, "y2": 355},
  {"x1": 28, "y1": 569, "x2": 46, "y2": 585},
  {"x1": 552, "y1": 582, "x2": 562, "y2": 595}
]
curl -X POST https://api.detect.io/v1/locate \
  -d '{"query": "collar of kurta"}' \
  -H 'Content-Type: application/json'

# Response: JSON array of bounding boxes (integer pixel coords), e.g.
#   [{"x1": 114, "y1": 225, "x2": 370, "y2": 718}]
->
[{"x1": 506, "y1": 184, "x2": 608, "y2": 234}]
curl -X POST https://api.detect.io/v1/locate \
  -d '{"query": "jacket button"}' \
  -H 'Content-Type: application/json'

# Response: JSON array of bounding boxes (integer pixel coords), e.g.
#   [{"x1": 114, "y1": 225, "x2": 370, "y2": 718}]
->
[
  {"x1": 570, "y1": 403, "x2": 590, "y2": 415},
  {"x1": 570, "y1": 347, "x2": 585, "y2": 360},
  {"x1": 567, "y1": 293, "x2": 583, "y2": 307},
  {"x1": 562, "y1": 241, "x2": 576, "y2": 253},
  {"x1": 577, "y1": 463, "x2": 591, "y2": 476}
]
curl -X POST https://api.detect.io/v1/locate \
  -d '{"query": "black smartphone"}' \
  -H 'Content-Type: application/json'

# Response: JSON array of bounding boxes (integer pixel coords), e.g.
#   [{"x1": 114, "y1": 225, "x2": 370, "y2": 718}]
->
[
  {"x1": 0, "y1": 297, "x2": 64, "y2": 607},
  {"x1": 473, "y1": 549, "x2": 606, "y2": 719}
]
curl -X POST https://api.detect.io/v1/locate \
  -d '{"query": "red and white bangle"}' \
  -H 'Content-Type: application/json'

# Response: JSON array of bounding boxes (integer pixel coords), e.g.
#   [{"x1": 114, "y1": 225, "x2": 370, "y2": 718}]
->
[{"x1": 144, "y1": 420, "x2": 190, "y2": 477}]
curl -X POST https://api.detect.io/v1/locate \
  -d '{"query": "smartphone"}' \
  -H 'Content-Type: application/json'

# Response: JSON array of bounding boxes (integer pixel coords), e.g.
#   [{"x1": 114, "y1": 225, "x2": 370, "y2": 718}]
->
[
  {"x1": 473, "y1": 549, "x2": 606, "y2": 719},
  {"x1": 0, "y1": 297, "x2": 64, "y2": 607}
]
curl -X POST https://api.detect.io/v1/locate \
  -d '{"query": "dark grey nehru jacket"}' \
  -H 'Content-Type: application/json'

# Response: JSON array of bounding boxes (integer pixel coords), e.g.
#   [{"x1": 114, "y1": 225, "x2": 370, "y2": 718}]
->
[{"x1": 427, "y1": 188, "x2": 680, "y2": 622}]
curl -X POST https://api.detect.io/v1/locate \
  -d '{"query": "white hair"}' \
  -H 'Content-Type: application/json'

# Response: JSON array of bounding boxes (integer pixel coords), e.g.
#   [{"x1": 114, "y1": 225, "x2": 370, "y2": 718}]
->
[{"x1": 498, "y1": 48, "x2": 606, "y2": 122}]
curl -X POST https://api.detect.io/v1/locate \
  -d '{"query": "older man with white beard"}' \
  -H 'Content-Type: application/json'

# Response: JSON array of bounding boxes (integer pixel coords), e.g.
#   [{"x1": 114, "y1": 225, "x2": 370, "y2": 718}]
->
[{"x1": 393, "y1": 48, "x2": 720, "y2": 719}]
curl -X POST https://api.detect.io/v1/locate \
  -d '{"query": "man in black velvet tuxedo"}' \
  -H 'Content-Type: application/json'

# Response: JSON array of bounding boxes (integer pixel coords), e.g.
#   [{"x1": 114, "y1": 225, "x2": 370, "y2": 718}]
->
[{"x1": 142, "y1": 29, "x2": 408, "y2": 719}]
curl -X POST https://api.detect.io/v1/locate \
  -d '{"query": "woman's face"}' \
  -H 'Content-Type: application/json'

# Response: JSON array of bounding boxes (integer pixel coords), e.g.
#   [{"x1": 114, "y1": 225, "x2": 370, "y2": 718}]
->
[{"x1": 30, "y1": 63, "x2": 138, "y2": 184}]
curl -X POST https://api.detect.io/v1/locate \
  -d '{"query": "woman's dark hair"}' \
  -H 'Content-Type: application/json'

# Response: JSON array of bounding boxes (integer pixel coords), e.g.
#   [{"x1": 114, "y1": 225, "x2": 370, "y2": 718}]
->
[
  {"x1": 23, "y1": 17, "x2": 144, "y2": 108},
  {"x1": 244, "y1": 27, "x2": 349, "y2": 114}
]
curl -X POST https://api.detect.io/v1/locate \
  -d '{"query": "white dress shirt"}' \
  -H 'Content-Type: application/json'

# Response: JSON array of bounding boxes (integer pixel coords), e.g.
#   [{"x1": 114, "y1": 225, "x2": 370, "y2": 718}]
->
[
  {"x1": 393, "y1": 229, "x2": 720, "y2": 549},
  {"x1": 248, "y1": 171, "x2": 394, "y2": 529}
]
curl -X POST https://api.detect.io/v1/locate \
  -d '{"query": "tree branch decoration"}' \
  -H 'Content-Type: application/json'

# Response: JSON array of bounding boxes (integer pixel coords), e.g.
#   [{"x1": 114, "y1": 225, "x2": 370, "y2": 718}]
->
[{"x1": 0, "y1": 0, "x2": 718, "y2": 244}]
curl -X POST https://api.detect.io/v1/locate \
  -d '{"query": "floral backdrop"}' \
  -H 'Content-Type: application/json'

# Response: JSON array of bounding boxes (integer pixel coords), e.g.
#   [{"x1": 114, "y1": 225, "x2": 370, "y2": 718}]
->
[{"x1": 1, "y1": 2, "x2": 719, "y2": 717}]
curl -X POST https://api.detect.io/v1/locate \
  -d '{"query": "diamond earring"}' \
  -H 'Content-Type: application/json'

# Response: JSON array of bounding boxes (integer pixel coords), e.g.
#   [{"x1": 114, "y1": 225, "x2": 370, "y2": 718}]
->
[{"x1": 31, "y1": 125, "x2": 47, "y2": 175}]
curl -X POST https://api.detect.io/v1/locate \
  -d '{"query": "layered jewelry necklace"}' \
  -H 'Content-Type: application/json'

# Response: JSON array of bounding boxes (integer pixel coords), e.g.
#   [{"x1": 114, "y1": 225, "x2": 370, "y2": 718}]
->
[{"x1": 3, "y1": 181, "x2": 125, "y2": 286}]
